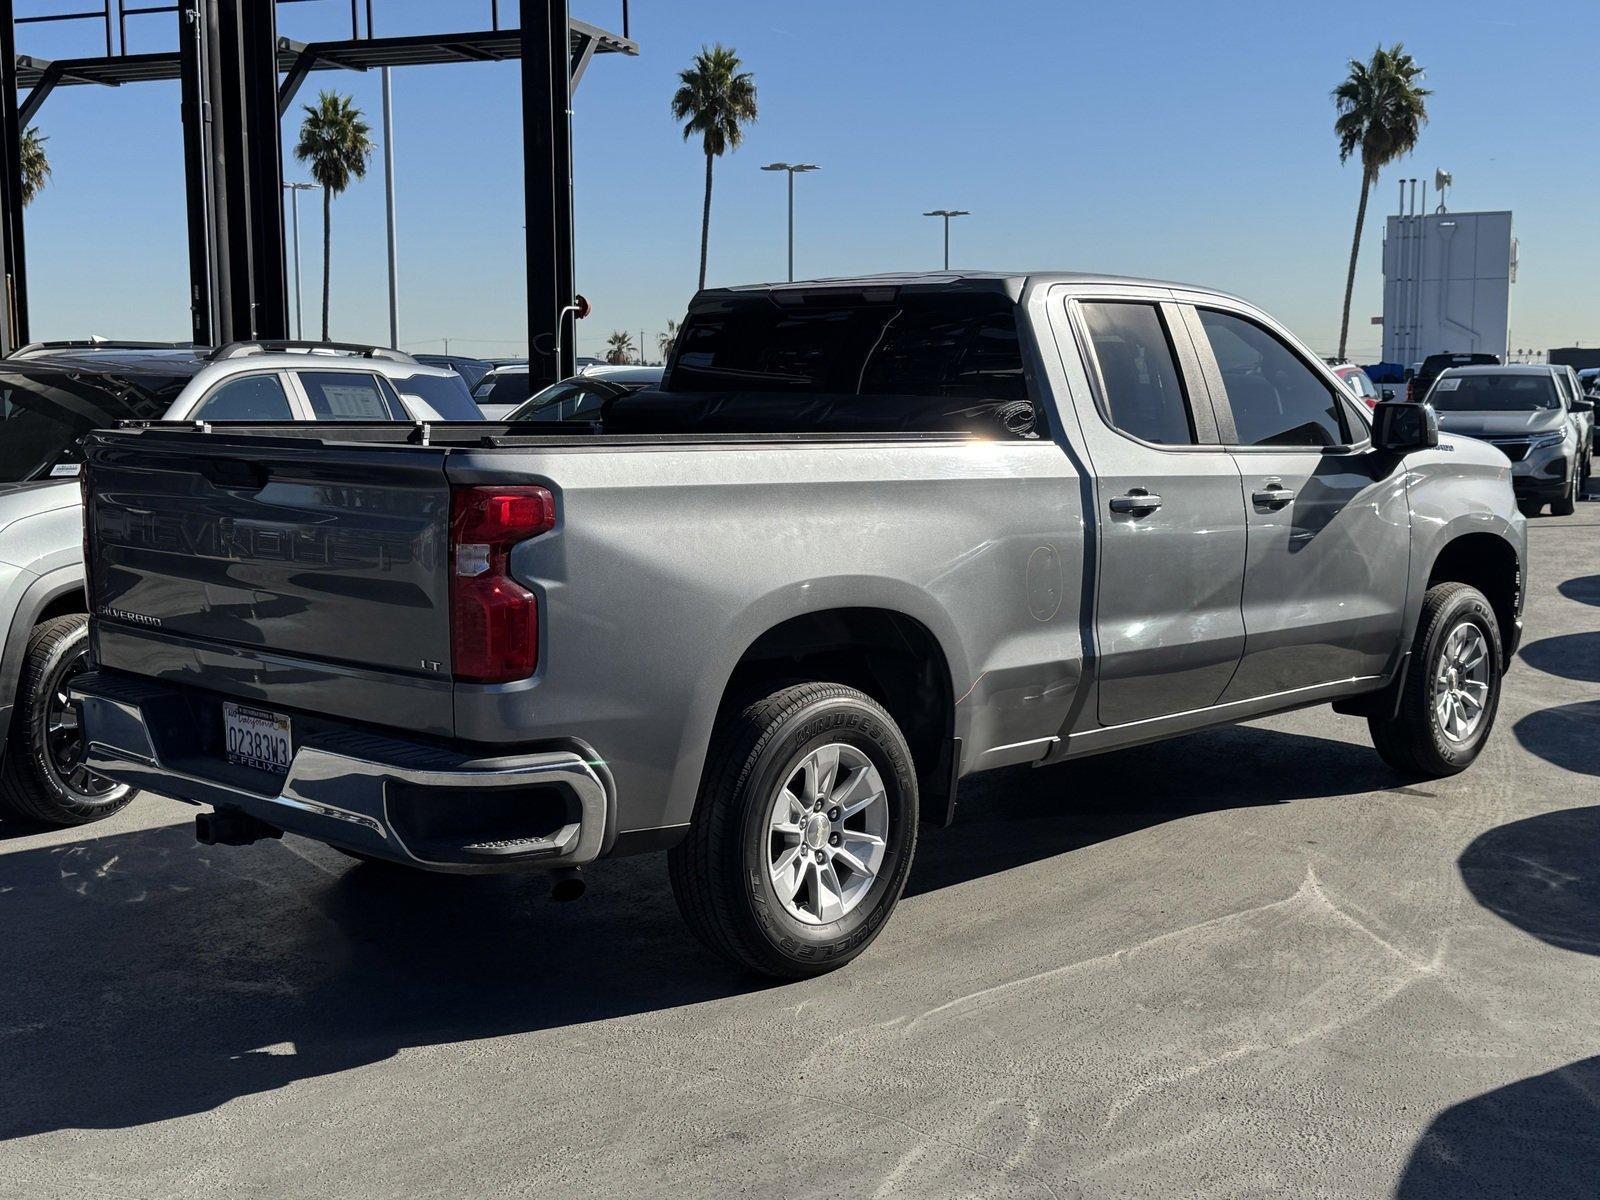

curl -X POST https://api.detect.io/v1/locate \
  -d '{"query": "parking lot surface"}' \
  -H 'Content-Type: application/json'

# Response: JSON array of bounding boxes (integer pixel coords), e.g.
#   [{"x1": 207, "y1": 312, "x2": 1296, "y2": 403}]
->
[{"x1": 2, "y1": 511, "x2": 1598, "y2": 1199}]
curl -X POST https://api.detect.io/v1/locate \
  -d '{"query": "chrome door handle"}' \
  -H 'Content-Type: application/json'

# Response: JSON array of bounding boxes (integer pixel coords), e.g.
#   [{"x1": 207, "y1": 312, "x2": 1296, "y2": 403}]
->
[
  {"x1": 1252, "y1": 488, "x2": 1296, "y2": 508},
  {"x1": 1109, "y1": 491, "x2": 1162, "y2": 514}
]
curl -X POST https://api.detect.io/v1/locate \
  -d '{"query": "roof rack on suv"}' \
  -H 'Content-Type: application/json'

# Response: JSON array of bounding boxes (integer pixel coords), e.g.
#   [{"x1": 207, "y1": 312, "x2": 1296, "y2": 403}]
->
[
  {"x1": 207, "y1": 340, "x2": 418, "y2": 365},
  {"x1": 9, "y1": 339, "x2": 200, "y2": 359}
]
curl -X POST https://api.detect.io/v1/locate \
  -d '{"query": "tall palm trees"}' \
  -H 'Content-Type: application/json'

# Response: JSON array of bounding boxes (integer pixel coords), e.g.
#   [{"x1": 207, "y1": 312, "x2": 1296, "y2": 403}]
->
[
  {"x1": 1332, "y1": 44, "x2": 1430, "y2": 360},
  {"x1": 605, "y1": 330, "x2": 635, "y2": 365},
  {"x1": 19, "y1": 128, "x2": 49, "y2": 207},
  {"x1": 672, "y1": 45, "x2": 758, "y2": 291},
  {"x1": 294, "y1": 91, "x2": 373, "y2": 340},
  {"x1": 657, "y1": 319, "x2": 679, "y2": 362}
]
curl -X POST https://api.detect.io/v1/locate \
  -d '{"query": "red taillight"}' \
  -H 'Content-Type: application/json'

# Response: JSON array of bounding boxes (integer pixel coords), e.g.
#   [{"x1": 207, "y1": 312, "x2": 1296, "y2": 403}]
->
[
  {"x1": 1363, "y1": 396, "x2": 1378, "y2": 410},
  {"x1": 449, "y1": 486, "x2": 556, "y2": 683},
  {"x1": 1406, "y1": 381, "x2": 1416, "y2": 402}
]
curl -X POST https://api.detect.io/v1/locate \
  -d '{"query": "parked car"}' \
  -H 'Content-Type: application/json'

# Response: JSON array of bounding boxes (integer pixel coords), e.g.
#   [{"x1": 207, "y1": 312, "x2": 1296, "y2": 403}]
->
[
  {"x1": 472, "y1": 365, "x2": 534, "y2": 418},
  {"x1": 0, "y1": 341, "x2": 469, "y2": 828},
  {"x1": 1553, "y1": 365, "x2": 1594, "y2": 468},
  {"x1": 1578, "y1": 367, "x2": 1600, "y2": 395},
  {"x1": 73, "y1": 273, "x2": 1525, "y2": 977},
  {"x1": 1324, "y1": 358, "x2": 1387, "y2": 408},
  {"x1": 1424, "y1": 364, "x2": 1592, "y2": 516},
  {"x1": 415, "y1": 353, "x2": 492, "y2": 392},
  {"x1": 1408, "y1": 351, "x2": 1501, "y2": 401},
  {"x1": 507, "y1": 366, "x2": 664, "y2": 422}
]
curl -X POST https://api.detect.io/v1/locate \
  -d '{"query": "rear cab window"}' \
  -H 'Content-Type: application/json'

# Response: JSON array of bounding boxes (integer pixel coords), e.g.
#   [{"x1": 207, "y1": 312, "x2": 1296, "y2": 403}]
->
[{"x1": 634, "y1": 289, "x2": 1039, "y2": 438}]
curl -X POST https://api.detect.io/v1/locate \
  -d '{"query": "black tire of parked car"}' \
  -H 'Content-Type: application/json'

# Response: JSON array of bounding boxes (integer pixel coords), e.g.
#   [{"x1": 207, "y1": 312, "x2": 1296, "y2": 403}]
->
[
  {"x1": 1368, "y1": 582, "x2": 1504, "y2": 778},
  {"x1": 1551, "y1": 466, "x2": 1579, "y2": 517},
  {"x1": 668, "y1": 682, "x2": 919, "y2": 978},
  {"x1": 0, "y1": 614, "x2": 136, "y2": 827}
]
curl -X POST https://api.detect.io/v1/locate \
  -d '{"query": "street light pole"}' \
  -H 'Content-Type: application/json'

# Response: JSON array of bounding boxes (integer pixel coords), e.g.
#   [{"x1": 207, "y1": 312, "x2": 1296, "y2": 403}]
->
[
  {"x1": 761, "y1": 162, "x2": 820, "y2": 282},
  {"x1": 282, "y1": 182, "x2": 318, "y2": 340},
  {"x1": 381, "y1": 66, "x2": 399, "y2": 350},
  {"x1": 922, "y1": 209, "x2": 970, "y2": 270}
]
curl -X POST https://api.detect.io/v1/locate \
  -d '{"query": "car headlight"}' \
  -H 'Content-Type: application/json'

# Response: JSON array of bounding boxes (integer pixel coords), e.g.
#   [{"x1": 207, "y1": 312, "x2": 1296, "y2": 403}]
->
[{"x1": 1529, "y1": 430, "x2": 1566, "y2": 450}]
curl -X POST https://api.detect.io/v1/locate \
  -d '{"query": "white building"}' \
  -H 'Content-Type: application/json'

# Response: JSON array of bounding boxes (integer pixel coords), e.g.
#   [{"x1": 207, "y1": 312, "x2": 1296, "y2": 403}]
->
[{"x1": 1381, "y1": 208, "x2": 1515, "y2": 365}]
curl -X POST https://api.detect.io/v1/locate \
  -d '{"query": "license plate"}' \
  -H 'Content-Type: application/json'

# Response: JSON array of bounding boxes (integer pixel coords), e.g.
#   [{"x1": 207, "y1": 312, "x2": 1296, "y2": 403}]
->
[{"x1": 223, "y1": 702, "x2": 293, "y2": 775}]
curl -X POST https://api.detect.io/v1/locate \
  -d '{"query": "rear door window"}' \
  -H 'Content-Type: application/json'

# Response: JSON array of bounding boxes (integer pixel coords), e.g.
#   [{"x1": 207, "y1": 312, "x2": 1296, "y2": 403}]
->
[
  {"x1": 1196, "y1": 309, "x2": 1348, "y2": 447},
  {"x1": 297, "y1": 371, "x2": 402, "y2": 420},
  {"x1": 1077, "y1": 301, "x2": 1197, "y2": 446},
  {"x1": 195, "y1": 374, "x2": 295, "y2": 421}
]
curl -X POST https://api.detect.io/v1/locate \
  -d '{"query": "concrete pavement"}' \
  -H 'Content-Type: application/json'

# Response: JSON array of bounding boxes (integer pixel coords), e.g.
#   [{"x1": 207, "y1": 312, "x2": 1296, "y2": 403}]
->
[{"x1": 2, "y1": 510, "x2": 1598, "y2": 1199}]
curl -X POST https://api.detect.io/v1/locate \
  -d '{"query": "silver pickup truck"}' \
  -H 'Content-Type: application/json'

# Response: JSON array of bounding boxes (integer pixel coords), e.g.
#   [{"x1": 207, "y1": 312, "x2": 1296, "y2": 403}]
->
[{"x1": 74, "y1": 272, "x2": 1526, "y2": 977}]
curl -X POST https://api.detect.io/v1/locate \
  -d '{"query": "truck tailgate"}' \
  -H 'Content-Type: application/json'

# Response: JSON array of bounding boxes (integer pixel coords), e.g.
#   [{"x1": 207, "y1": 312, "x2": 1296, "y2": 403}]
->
[{"x1": 83, "y1": 430, "x2": 455, "y2": 731}]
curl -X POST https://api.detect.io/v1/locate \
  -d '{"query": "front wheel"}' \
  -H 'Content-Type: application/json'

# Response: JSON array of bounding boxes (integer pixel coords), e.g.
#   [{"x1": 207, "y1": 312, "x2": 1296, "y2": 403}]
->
[
  {"x1": 1369, "y1": 582, "x2": 1503, "y2": 778},
  {"x1": 1552, "y1": 467, "x2": 1579, "y2": 516},
  {"x1": 669, "y1": 682, "x2": 919, "y2": 978},
  {"x1": 0, "y1": 614, "x2": 136, "y2": 827}
]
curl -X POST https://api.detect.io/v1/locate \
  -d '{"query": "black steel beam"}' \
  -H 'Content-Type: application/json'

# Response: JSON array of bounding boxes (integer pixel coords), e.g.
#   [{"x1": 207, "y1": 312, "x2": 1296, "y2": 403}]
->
[
  {"x1": 17, "y1": 58, "x2": 63, "y2": 127},
  {"x1": 0, "y1": 0, "x2": 29, "y2": 353},
  {"x1": 276, "y1": 41, "x2": 318, "y2": 116},
  {"x1": 524, "y1": 0, "x2": 573, "y2": 387},
  {"x1": 179, "y1": 0, "x2": 286, "y2": 345}
]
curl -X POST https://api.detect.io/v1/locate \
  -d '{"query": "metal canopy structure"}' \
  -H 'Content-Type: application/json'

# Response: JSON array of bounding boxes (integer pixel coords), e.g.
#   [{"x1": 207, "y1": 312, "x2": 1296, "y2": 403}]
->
[{"x1": 0, "y1": 1, "x2": 636, "y2": 380}]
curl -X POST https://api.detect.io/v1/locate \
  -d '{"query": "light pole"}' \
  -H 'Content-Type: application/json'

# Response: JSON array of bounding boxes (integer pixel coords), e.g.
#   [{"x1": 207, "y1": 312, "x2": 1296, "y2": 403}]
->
[
  {"x1": 282, "y1": 182, "x2": 319, "y2": 340},
  {"x1": 761, "y1": 162, "x2": 819, "y2": 282},
  {"x1": 381, "y1": 66, "x2": 399, "y2": 350},
  {"x1": 922, "y1": 209, "x2": 970, "y2": 270}
]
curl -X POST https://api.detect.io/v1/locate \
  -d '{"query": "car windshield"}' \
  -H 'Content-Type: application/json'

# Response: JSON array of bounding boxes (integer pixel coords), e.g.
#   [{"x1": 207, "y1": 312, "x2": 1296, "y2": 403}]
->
[
  {"x1": 1428, "y1": 373, "x2": 1560, "y2": 412},
  {"x1": 507, "y1": 380, "x2": 620, "y2": 421},
  {"x1": 0, "y1": 366, "x2": 188, "y2": 483}
]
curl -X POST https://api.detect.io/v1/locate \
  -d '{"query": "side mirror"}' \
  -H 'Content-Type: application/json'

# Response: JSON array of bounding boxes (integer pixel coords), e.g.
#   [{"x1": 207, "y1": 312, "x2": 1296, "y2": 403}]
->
[
  {"x1": 1572, "y1": 397, "x2": 1594, "y2": 414},
  {"x1": 1380, "y1": 387, "x2": 1395, "y2": 401},
  {"x1": 1373, "y1": 399, "x2": 1439, "y2": 452}
]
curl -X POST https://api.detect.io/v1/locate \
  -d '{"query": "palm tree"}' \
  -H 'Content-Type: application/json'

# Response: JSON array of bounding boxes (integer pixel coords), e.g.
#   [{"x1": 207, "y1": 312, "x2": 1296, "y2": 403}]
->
[
  {"x1": 605, "y1": 330, "x2": 635, "y2": 365},
  {"x1": 1332, "y1": 44, "x2": 1430, "y2": 360},
  {"x1": 19, "y1": 127, "x2": 49, "y2": 207},
  {"x1": 294, "y1": 91, "x2": 373, "y2": 340},
  {"x1": 671, "y1": 45, "x2": 758, "y2": 291},
  {"x1": 657, "y1": 319, "x2": 679, "y2": 362}
]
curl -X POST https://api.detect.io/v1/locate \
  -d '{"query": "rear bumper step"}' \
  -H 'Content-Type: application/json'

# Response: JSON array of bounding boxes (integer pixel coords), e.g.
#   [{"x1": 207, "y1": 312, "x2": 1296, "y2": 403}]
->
[{"x1": 72, "y1": 671, "x2": 610, "y2": 874}]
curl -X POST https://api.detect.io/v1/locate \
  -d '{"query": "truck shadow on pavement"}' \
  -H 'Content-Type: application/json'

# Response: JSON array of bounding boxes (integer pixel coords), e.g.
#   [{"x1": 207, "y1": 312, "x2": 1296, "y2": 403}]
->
[
  {"x1": 1512, "y1": 700, "x2": 1600, "y2": 778},
  {"x1": 1556, "y1": 574, "x2": 1600, "y2": 607},
  {"x1": 0, "y1": 723, "x2": 1395, "y2": 1140},
  {"x1": 1395, "y1": 802, "x2": 1600, "y2": 1197},
  {"x1": 1517, "y1": 632, "x2": 1600, "y2": 683}
]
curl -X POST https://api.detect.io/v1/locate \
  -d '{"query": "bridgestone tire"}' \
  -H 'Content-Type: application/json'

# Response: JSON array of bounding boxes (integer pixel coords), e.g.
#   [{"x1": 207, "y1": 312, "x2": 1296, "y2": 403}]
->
[
  {"x1": 1368, "y1": 583, "x2": 1503, "y2": 778},
  {"x1": 0, "y1": 615, "x2": 136, "y2": 827},
  {"x1": 669, "y1": 682, "x2": 919, "y2": 978}
]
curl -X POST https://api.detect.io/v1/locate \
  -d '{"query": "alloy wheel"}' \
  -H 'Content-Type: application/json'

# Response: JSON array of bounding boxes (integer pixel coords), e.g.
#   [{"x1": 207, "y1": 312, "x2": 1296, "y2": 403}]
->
[
  {"x1": 766, "y1": 743, "x2": 889, "y2": 925},
  {"x1": 1432, "y1": 622, "x2": 1491, "y2": 743},
  {"x1": 41, "y1": 649, "x2": 125, "y2": 804}
]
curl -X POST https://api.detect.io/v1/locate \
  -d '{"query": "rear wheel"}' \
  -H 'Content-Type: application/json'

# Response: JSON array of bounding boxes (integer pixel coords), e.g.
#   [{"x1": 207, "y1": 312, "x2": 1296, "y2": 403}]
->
[
  {"x1": 1369, "y1": 583, "x2": 1503, "y2": 778},
  {"x1": 669, "y1": 682, "x2": 918, "y2": 978},
  {"x1": 0, "y1": 615, "x2": 135, "y2": 827}
]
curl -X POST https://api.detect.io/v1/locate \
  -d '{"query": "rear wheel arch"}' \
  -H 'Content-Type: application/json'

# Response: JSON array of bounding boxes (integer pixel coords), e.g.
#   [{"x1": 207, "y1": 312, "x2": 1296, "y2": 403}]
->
[{"x1": 715, "y1": 607, "x2": 958, "y2": 823}]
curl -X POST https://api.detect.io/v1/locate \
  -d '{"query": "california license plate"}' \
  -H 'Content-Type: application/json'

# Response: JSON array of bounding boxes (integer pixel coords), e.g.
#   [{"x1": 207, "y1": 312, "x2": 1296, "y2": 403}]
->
[{"x1": 223, "y1": 702, "x2": 292, "y2": 775}]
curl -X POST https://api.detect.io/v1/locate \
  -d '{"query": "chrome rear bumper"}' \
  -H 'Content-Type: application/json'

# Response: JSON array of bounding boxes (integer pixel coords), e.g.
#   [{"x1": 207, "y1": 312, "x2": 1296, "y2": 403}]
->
[{"x1": 73, "y1": 670, "x2": 610, "y2": 874}]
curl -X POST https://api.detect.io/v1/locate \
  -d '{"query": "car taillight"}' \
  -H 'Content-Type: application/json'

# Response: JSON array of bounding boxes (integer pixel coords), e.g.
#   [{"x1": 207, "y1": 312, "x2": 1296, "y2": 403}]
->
[
  {"x1": 1406, "y1": 381, "x2": 1416, "y2": 402},
  {"x1": 1363, "y1": 396, "x2": 1378, "y2": 409},
  {"x1": 449, "y1": 485, "x2": 556, "y2": 683}
]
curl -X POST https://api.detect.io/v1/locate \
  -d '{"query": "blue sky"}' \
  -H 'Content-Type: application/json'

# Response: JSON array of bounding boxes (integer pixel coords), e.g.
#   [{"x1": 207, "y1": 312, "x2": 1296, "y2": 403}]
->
[{"x1": 15, "y1": 0, "x2": 1600, "y2": 362}]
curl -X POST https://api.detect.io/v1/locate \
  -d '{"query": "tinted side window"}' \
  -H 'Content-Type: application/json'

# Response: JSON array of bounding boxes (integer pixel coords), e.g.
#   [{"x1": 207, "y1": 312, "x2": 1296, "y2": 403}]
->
[
  {"x1": 1198, "y1": 310, "x2": 1348, "y2": 448},
  {"x1": 395, "y1": 373, "x2": 479, "y2": 420},
  {"x1": 196, "y1": 374, "x2": 294, "y2": 421},
  {"x1": 297, "y1": 371, "x2": 399, "y2": 420},
  {"x1": 1078, "y1": 301, "x2": 1195, "y2": 446}
]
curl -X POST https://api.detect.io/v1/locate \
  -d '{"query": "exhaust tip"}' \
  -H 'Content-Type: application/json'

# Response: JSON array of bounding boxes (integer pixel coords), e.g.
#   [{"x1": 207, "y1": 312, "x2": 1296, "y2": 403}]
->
[{"x1": 549, "y1": 868, "x2": 586, "y2": 902}]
